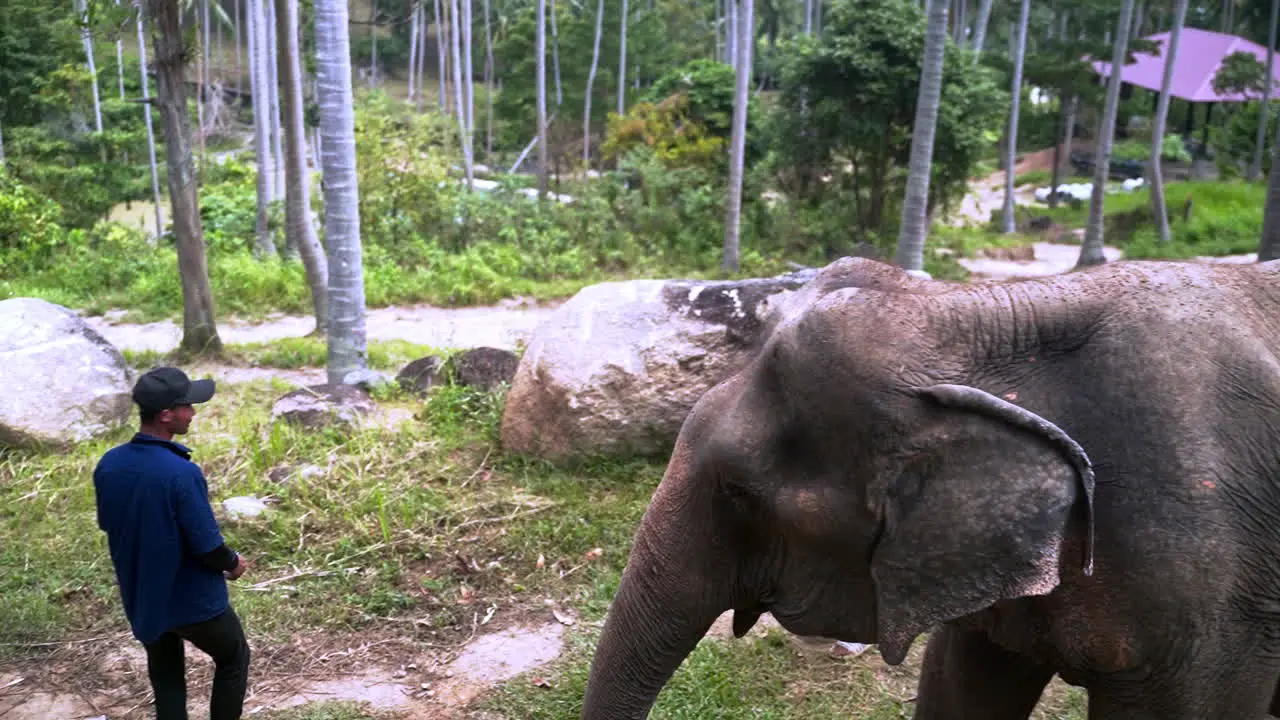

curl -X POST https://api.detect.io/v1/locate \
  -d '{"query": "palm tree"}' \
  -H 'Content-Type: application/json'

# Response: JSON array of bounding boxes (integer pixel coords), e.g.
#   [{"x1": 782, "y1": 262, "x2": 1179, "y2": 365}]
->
[
  {"x1": 276, "y1": 0, "x2": 327, "y2": 331},
  {"x1": 1002, "y1": 0, "x2": 1030, "y2": 235},
  {"x1": 1249, "y1": 0, "x2": 1278, "y2": 181},
  {"x1": 1077, "y1": 0, "x2": 1137, "y2": 268},
  {"x1": 970, "y1": 0, "x2": 994, "y2": 59},
  {"x1": 145, "y1": 0, "x2": 223, "y2": 355},
  {"x1": 450, "y1": 0, "x2": 474, "y2": 189},
  {"x1": 250, "y1": 0, "x2": 276, "y2": 256},
  {"x1": 1260, "y1": 135, "x2": 1280, "y2": 261},
  {"x1": 894, "y1": 0, "x2": 949, "y2": 273},
  {"x1": 1150, "y1": 0, "x2": 1188, "y2": 244},
  {"x1": 75, "y1": 0, "x2": 105, "y2": 136},
  {"x1": 134, "y1": 0, "x2": 164, "y2": 239},
  {"x1": 618, "y1": 0, "x2": 630, "y2": 114},
  {"x1": 315, "y1": 0, "x2": 369, "y2": 384},
  {"x1": 582, "y1": 0, "x2": 605, "y2": 167},
  {"x1": 536, "y1": 0, "x2": 549, "y2": 197},
  {"x1": 722, "y1": 0, "x2": 754, "y2": 272}
]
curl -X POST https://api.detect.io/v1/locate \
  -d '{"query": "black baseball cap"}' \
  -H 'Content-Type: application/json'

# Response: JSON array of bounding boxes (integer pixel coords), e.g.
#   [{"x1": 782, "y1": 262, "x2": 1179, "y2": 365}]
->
[{"x1": 132, "y1": 367, "x2": 216, "y2": 412}]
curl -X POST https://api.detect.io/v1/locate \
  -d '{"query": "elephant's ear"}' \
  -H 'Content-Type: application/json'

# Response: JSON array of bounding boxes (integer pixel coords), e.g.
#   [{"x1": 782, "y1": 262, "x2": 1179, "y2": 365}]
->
[{"x1": 869, "y1": 384, "x2": 1096, "y2": 666}]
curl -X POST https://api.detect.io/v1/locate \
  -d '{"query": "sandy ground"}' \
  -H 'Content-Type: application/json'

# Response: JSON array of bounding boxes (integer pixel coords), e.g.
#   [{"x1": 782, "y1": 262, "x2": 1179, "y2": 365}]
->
[{"x1": 81, "y1": 297, "x2": 563, "y2": 356}]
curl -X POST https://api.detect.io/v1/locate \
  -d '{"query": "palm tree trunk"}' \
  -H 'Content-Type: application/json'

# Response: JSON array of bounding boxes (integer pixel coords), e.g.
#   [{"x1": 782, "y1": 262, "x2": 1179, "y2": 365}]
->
[
  {"x1": 1248, "y1": 0, "x2": 1278, "y2": 181},
  {"x1": 463, "y1": 0, "x2": 475, "y2": 138},
  {"x1": 617, "y1": 0, "x2": 629, "y2": 114},
  {"x1": 1150, "y1": 0, "x2": 1188, "y2": 244},
  {"x1": 202, "y1": 0, "x2": 211, "y2": 135},
  {"x1": 970, "y1": 0, "x2": 993, "y2": 59},
  {"x1": 135, "y1": 0, "x2": 164, "y2": 239},
  {"x1": 0, "y1": 118, "x2": 5, "y2": 167},
  {"x1": 435, "y1": 0, "x2": 447, "y2": 110},
  {"x1": 1002, "y1": 0, "x2": 1029, "y2": 234},
  {"x1": 536, "y1": 0, "x2": 549, "y2": 197},
  {"x1": 894, "y1": 0, "x2": 949, "y2": 272},
  {"x1": 416, "y1": 3, "x2": 428, "y2": 111},
  {"x1": 484, "y1": 0, "x2": 494, "y2": 157},
  {"x1": 550, "y1": 0, "x2": 562, "y2": 106},
  {"x1": 267, "y1": 0, "x2": 285, "y2": 204},
  {"x1": 370, "y1": 0, "x2": 379, "y2": 87},
  {"x1": 75, "y1": 0, "x2": 105, "y2": 135},
  {"x1": 722, "y1": 0, "x2": 753, "y2": 272},
  {"x1": 315, "y1": 0, "x2": 369, "y2": 385},
  {"x1": 276, "y1": 0, "x2": 328, "y2": 331},
  {"x1": 235, "y1": 0, "x2": 243, "y2": 93},
  {"x1": 1077, "y1": 0, "x2": 1136, "y2": 268},
  {"x1": 145, "y1": 0, "x2": 223, "y2": 355},
  {"x1": 450, "y1": 0, "x2": 474, "y2": 189},
  {"x1": 583, "y1": 0, "x2": 604, "y2": 167},
  {"x1": 115, "y1": 0, "x2": 127, "y2": 99},
  {"x1": 1260, "y1": 134, "x2": 1280, "y2": 261},
  {"x1": 409, "y1": 0, "x2": 419, "y2": 104},
  {"x1": 251, "y1": 0, "x2": 277, "y2": 255}
]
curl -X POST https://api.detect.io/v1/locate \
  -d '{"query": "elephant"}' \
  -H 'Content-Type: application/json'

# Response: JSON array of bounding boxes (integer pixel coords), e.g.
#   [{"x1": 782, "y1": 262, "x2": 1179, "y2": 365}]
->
[{"x1": 579, "y1": 256, "x2": 1280, "y2": 719}]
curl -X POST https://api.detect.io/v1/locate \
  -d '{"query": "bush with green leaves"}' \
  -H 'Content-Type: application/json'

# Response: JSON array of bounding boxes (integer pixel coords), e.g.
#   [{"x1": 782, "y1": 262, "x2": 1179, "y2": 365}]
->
[
  {"x1": 0, "y1": 169, "x2": 66, "y2": 273},
  {"x1": 1211, "y1": 100, "x2": 1278, "y2": 178},
  {"x1": 767, "y1": 0, "x2": 1007, "y2": 255}
]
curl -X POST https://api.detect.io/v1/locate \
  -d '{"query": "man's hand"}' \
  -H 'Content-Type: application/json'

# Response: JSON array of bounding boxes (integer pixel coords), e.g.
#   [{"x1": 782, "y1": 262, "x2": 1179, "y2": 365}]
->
[{"x1": 224, "y1": 554, "x2": 249, "y2": 581}]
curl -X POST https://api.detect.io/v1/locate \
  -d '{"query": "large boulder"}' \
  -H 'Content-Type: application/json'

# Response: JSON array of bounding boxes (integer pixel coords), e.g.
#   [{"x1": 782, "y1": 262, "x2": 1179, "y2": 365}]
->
[
  {"x1": 499, "y1": 270, "x2": 819, "y2": 463},
  {"x1": 0, "y1": 298, "x2": 134, "y2": 447}
]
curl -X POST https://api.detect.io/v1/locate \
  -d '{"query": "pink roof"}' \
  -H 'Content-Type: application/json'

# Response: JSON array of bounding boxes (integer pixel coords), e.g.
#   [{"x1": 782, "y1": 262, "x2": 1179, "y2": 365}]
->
[{"x1": 1091, "y1": 27, "x2": 1280, "y2": 103}]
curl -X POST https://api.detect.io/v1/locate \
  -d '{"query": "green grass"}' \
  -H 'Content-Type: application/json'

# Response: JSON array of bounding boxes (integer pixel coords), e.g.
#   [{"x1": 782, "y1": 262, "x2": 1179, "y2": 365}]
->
[{"x1": 1026, "y1": 179, "x2": 1267, "y2": 258}]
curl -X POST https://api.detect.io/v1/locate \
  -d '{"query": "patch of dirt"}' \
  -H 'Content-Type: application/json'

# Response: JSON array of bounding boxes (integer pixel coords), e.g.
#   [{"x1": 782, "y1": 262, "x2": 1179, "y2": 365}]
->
[
  {"x1": 956, "y1": 242, "x2": 1124, "y2": 282},
  {"x1": 81, "y1": 298, "x2": 563, "y2": 355},
  {"x1": 0, "y1": 619, "x2": 568, "y2": 720}
]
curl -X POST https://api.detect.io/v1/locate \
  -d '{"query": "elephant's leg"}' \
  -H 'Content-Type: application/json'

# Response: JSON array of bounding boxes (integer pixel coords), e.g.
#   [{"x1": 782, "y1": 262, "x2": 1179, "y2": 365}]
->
[{"x1": 912, "y1": 624, "x2": 1055, "y2": 720}]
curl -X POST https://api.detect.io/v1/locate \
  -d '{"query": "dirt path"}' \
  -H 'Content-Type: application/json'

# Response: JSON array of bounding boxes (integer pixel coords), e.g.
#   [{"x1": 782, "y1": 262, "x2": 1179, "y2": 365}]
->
[
  {"x1": 81, "y1": 297, "x2": 564, "y2": 355},
  {"x1": 0, "y1": 619, "x2": 570, "y2": 720}
]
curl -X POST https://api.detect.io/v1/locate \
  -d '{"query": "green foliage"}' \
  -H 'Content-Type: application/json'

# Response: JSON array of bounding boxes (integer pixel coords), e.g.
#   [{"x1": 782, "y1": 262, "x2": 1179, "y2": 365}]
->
[
  {"x1": 3, "y1": 54, "x2": 157, "y2": 228},
  {"x1": 0, "y1": 169, "x2": 65, "y2": 273},
  {"x1": 603, "y1": 59, "x2": 766, "y2": 174},
  {"x1": 1211, "y1": 100, "x2": 1278, "y2": 177},
  {"x1": 767, "y1": 0, "x2": 1007, "y2": 254},
  {"x1": 0, "y1": 1, "x2": 81, "y2": 128},
  {"x1": 1211, "y1": 51, "x2": 1269, "y2": 99},
  {"x1": 1110, "y1": 134, "x2": 1193, "y2": 164}
]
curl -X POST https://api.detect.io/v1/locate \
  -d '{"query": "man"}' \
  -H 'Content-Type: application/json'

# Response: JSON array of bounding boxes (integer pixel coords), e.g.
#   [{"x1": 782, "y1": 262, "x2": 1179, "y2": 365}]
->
[{"x1": 94, "y1": 366, "x2": 251, "y2": 720}]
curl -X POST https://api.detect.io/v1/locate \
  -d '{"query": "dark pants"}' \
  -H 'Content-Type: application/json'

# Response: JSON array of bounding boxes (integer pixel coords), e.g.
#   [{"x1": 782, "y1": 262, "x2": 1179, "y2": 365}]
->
[{"x1": 143, "y1": 607, "x2": 251, "y2": 720}]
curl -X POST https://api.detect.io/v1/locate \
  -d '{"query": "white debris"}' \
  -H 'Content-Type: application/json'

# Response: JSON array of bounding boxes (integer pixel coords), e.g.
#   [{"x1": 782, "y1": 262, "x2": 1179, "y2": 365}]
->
[{"x1": 222, "y1": 496, "x2": 268, "y2": 519}]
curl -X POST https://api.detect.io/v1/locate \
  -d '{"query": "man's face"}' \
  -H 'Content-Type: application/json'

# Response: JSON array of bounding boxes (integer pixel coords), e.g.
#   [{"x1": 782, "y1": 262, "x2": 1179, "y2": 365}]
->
[{"x1": 159, "y1": 404, "x2": 197, "y2": 435}]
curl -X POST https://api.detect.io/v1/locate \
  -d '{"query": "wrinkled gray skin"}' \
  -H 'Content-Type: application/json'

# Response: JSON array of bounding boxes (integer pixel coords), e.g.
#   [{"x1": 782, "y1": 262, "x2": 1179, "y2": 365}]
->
[{"x1": 580, "y1": 257, "x2": 1280, "y2": 719}]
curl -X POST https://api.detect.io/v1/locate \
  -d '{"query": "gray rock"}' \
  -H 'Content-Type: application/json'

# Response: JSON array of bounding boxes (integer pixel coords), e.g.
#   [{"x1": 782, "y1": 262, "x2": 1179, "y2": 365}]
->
[
  {"x1": 0, "y1": 298, "x2": 134, "y2": 447},
  {"x1": 341, "y1": 367, "x2": 393, "y2": 391},
  {"x1": 397, "y1": 355, "x2": 445, "y2": 395},
  {"x1": 498, "y1": 270, "x2": 818, "y2": 463},
  {"x1": 271, "y1": 383, "x2": 375, "y2": 430},
  {"x1": 452, "y1": 347, "x2": 519, "y2": 390}
]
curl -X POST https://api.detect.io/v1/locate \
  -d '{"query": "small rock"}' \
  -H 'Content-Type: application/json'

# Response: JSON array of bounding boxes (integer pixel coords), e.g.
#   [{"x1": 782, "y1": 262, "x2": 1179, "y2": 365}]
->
[
  {"x1": 271, "y1": 383, "x2": 376, "y2": 430},
  {"x1": 343, "y1": 367, "x2": 391, "y2": 390},
  {"x1": 223, "y1": 496, "x2": 268, "y2": 519},
  {"x1": 396, "y1": 355, "x2": 444, "y2": 395},
  {"x1": 451, "y1": 347, "x2": 519, "y2": 391}
]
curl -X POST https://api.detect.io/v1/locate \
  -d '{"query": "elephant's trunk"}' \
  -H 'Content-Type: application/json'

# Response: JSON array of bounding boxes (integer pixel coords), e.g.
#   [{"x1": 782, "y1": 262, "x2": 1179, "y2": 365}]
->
[{"x1": 581, "y1": 443, "x2": 729, "y2": 719}]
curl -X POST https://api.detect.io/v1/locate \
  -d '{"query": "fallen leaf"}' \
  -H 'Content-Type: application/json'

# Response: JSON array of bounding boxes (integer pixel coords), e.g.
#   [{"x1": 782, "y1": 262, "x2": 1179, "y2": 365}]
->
[
  {"x1": 552, "y1": 607, "x2": 577, "y2": 626},
  {"x1": 536, "y1": 553, "x2": 546, "y2": 570},
  {"x1": 532, "y1": 677, "x2": 553, "y2": 688},
  {"x1": 584, "y1": 547, "x2": 603, "y2": 561}
]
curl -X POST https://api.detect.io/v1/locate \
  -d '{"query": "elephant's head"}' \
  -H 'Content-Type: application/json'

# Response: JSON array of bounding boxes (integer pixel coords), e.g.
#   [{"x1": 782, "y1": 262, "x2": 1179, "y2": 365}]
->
[{"x1": 580, "y1": 259, "x2": 1097, "y2": 719}]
